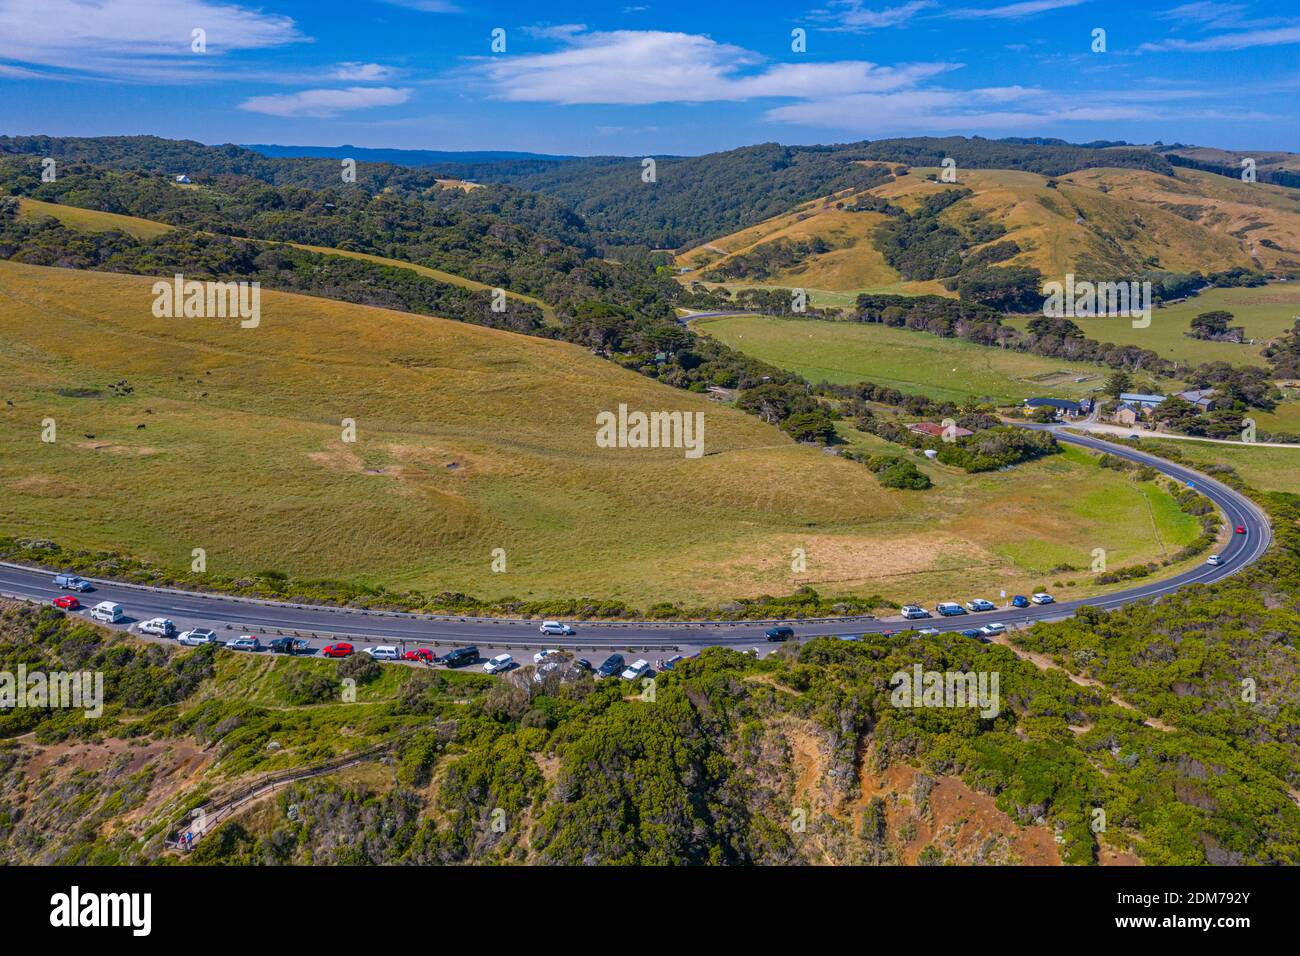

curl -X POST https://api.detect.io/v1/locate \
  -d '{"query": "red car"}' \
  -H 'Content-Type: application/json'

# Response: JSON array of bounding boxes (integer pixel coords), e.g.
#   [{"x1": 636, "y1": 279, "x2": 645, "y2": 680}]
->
[
  {"x1": 320, "y1": 642, "x2": 354, "y2": 658},
  {"x1": 403, "y1": 647, "x2": 437, "y2": 663},
  {"x1": 1235, "y1": 525, "x2": 1247, "y2": 535},
  {"x1": 52, "y1": 595, "x2": 81, "y2": 610}
]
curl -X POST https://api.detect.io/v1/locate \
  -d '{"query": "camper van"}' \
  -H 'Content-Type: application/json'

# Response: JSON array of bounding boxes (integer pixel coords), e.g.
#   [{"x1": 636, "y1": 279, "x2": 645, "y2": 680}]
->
[{"x1": 90, "y1": 601, "x2": 125, "y2": 624}]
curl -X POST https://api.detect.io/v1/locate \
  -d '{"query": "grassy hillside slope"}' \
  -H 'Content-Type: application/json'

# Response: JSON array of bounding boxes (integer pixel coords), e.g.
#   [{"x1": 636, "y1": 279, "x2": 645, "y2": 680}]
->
[{"x1": 0, "y1": 260, "x2": 1199, "y2": 608}]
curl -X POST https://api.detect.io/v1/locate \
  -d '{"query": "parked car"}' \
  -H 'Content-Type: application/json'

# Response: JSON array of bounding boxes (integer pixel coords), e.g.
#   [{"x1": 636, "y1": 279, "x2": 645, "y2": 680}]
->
[
  {"x1": 574, "y1": 658, "x2": 592, "y2": 671},
  {"x1": 765, "y1": 626, "x2": 794, "y2": 642},
  {"x1": 596, "y1": 654, "x2": 626, "y2": 679},
  {"x1": 960, "y1": 629, "x2": 984, "y2": 639},
  {"x1": 916, "y1": 627, "x2": 940, "y2": 637},
  {"x1": 225, "y1": 635, "x2": 261, "y2": 651},
  {"x1": 51, "y1": 595, "x2": 81, "y2": 610},
  {"x1": 89, "y1": 601, "x2": 124, "y2": 623},
  {"x1": 178, "y1": 627, "x2": 217, "y2": 646},
  {"x1": 269, "y1": 637, "x2": 311, "y2": 655},
  {"x1": 441, "y1": 646, "x2": 479, "y2": 668},
  {"x1": 539, "y1": 621, "x2": 575, "y2": 636},
  {"x1": 979, "y1": 623, "x2": 1006, "y2": 636},
  {"x1": 901, "y1": 605, "x2": 931, "y2": 620},
  {"x1": 1206, "y1": 554, "x2": 1222, "y2": 566},
  {"x1": 483, "y1": 653, "x2": 515, "y2": 674},
  {"x1": 621, "y1": 659, "x2": 651, "y2": 680},
  {"x1": 138, "y1": 617, "x2": 175, "y2": 637},
  {"x1": 533, "y1": 649, "x2": 558, "y2": 664},
  {"x1": 659, "y1": 654, "x2": 684, "y2": 670},
  {"x1": 52, "y1": 573, "x2": 93, "y2": 592},
  {"x1": 1011, "y1": 595, "x2": 1030, "y2": 608},
  {"x1": 1031, "y1": 593, "x2": 1054, "y2": 605},
  {"x1": 965, "y1": 599, "x2": 996, "y2": 612},
  {"x1": 320, "y1": 642, "x2": 353, "y2": 658},
  {"x1": 403, "y1": 647, "x2": 437, "y2": 663},
  {"x1": 935, "y1": 602, "x2": 967, "y2": 617},
  {"x1": 1235, "y1": 525, "x2": 1247, "y2": 535},
  {"x1": 364, "y1": 646, "x2": 399, "y2": 661}
]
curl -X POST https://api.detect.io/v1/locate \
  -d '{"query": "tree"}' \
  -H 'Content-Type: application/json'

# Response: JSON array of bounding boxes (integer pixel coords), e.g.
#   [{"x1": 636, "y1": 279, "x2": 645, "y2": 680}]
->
[{"x1": 1104, "y1": 370, "x2": 1132, "y2": 398}]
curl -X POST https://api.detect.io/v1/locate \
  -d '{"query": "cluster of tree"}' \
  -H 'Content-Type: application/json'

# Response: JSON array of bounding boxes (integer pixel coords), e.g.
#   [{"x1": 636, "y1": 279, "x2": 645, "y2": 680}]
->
[
  {"x1": 494, "y1": 142, "x2": 899, "y2": 249},
  {"x1": 0, "y1": 204, "x2": 548, "y2": 334},
  {"x1": 703, "y1": 236, "x2": 831, "y2": 280},
  {"x1": 871, "y1": 187, "x2": 973, "y2": 280},
  {"x1": 1187, "y1": 310, "x2": 1246, "y2": 343},
  {"x1": 734, "y1": 382, "x2": 837, "y2": 442},
  {"x1": 857, "y1": 136, "x2": 1175, "y2": 177},
  {"x1": 1263, "y1": 318, "x2": 1300, "y2": 378},
  {"x1": 856, "y1": 419, "x2": 1060, "y2": 472},
  {"x1": 1159, "y1": 147, "x2": 1300, "y2": 190},
  {"x1": 854, "y1": 293, "x2": 1176, "y2": 375},
  {"x1": 841, "y1": 451, "x2": 933, "y2": 489}
]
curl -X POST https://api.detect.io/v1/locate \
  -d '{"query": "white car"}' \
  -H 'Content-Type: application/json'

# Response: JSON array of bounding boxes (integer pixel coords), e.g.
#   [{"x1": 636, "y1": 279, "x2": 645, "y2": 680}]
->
[
  {"x1": 89, "y1": 601, "x2": 124, "y2": 623},
  {"x1": 1206, "y1": 554, "x2": 1222, "y2": 566},
  {"x1": 621, "y1": 659, "x2": 651, "y2": 680},
  {"x1": 916, "y1": 627, "x2": 940, "y2": 637},
  {"x1": 178, "y1": 627, "x2": 217, "y2": 646},
  {"x1": 979, "y1": 622, "x2": 1007, "y2": 636},
  {"x1": 363, "y1": 645, "x2": 399, "y2": 661},
  {"x1": 901, "y1": 605, "x2": 931, "y2": 620},
  {"x1": 483, "y1": 653, "x2": 515, "y2": 674},
  {"x1": 225, "y1": 635, "x2": 260, "y2": 651},
  {"x1": 538, "y1": 621, "x2": 575, "y2": 636},
  {"x1": 533, "y1": 648, "x2": 558, "y2": 664},
  {"x1": 1031, "y1": 593, "x2": 1054, "y2": 605},
  {"x1": 965, "y1": 599, "x2": 996, "y2": 612},
  {"x1": 138, "y1": 617, "x2": 175, "y2": 637}
]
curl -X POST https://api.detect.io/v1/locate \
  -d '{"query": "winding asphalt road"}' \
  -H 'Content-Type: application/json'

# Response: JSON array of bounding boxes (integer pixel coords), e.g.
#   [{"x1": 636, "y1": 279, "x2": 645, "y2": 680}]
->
[{"x1": 0, "y1": 428, "x2": 1272, "y2": 658}]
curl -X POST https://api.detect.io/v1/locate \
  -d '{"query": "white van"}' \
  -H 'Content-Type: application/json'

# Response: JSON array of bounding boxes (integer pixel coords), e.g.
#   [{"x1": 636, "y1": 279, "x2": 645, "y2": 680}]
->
[{"x1": 90, "y1": 601, "x2": 124, "y2": 624}]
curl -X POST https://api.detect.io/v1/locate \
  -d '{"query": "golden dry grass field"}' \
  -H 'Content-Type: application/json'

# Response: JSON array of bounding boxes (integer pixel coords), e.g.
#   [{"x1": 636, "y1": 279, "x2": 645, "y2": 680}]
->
[{"x1": 0, "y1": 260, "x2": 1200, "y2": 608}]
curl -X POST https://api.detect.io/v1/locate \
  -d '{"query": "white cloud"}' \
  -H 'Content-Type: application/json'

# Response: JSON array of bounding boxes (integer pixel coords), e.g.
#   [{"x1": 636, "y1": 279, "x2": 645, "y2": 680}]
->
[
  {"x1": 333, "y1": 62, "x2": 400, "y2": 81},
  {"x1": 377, "y1": 0, "x2": 459, "y2": 12},
  {"x1": 949, "y1": 0, "x2": 1086, "y2": 19},
  {"x1": 238, "y1": 86, "x2": 412, "y2": 118},
  {"x1": 1154, "y1": 3, "x2": 1287, "y2": 30},
  {"x1": 808, "y1": 1, "x2": 935, "y2": 32},
  {"x1": 0, "y1": 0, "x2": 304, "y2": 79},
  {"x1": 763, "y1": 83, "x2": 1233, "y2": 133},
  {"x1": 479, "y1": 28, "x2": 955, "y2": 105},
  {"x1": 1140, "y1": 24, "x2": 1300, "y2": 52}
]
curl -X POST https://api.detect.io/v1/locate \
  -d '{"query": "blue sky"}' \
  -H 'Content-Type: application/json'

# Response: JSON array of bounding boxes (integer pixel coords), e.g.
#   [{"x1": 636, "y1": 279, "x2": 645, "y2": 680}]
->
[{"x1": 1, "y1": 0, "x2": 1298, "y2": 156}]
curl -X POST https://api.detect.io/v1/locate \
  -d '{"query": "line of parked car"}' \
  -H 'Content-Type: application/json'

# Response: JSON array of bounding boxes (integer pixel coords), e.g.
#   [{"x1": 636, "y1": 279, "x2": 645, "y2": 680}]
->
[{"x1": 901, "y1": 593, "x2": 1053, "y2": 620}]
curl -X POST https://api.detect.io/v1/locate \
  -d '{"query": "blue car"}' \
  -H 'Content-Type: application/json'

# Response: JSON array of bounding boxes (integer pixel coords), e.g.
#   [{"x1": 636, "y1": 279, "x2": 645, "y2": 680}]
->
[{"x1": 1011, "y1": 595, "x2": 1030, "y2": 608}]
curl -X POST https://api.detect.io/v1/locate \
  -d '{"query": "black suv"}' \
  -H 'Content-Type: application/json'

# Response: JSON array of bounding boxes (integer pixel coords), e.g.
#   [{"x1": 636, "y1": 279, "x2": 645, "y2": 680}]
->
[
  {"x1": 441, "y1": 646, "x2": 480, "y2": 668},
  {"x1": 765, "y1": 626, "x2": 794, "y2": 642},
  {"x1": 596, "y1": 654, "x2": 626, "y2": 678},
  {"x1": 269, "y1": 637, "x2": 309, "y2": 655}
]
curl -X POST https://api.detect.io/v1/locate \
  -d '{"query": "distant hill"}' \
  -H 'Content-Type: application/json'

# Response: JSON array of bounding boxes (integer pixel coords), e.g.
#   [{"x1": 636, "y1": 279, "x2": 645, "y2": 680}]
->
[
  {"x1": 679, "y1": 162, "x2": 1300, "y2": 296},
  {"x1": 1153, "y1": 143, "x2": 1300, "y2": 189}
]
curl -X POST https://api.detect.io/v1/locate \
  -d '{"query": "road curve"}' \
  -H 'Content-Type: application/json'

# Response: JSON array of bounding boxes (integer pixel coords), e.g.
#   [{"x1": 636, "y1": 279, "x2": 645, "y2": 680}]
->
[{"x1": 0, "y1": 429, "x2": 1272, "y2": 654}]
